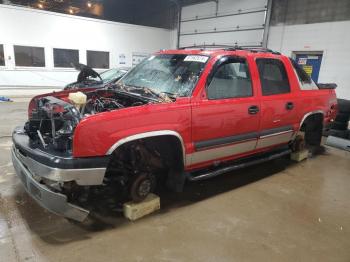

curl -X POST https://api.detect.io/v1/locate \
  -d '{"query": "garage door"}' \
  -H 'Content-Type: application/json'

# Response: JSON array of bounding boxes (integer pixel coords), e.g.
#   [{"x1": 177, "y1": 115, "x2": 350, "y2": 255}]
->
[{"x1": 180, "y1": 0, "x2": 269, "y2": 48}]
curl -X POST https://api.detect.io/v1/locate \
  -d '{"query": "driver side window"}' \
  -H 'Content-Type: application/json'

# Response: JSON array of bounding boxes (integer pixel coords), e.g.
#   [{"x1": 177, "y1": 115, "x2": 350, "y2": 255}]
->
[{"x1": 207, "y1": 59, "x2": 252, "y2": 100}]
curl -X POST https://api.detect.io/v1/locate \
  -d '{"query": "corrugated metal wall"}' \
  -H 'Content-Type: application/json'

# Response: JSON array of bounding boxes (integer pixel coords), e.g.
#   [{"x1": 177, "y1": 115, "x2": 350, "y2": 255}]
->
[{"x1": 271, "y1": 0, "x2": 350, "y2": 26}]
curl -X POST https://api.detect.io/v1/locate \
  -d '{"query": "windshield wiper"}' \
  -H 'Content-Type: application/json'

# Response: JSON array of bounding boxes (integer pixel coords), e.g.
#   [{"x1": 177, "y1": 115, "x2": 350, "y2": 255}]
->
[
  {"x1": 159, "y1": 91, "x2": 177, "y2": 99},
  {"x1": 121, "y1": 84, "x2": 172, "y2": 102},
  {"x1": 141, "y1": 87, "x2": 174, "y2": 102}
]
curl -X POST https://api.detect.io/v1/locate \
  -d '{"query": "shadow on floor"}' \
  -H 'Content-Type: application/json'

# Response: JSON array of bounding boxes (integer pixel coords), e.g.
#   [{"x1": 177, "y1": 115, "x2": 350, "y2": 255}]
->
[
  {"x1": 12, "y1": 156, "x2": 297, "y2": 245},
  {"x1": 160, "y1": 157, "x2": 293, "y2": 210}
]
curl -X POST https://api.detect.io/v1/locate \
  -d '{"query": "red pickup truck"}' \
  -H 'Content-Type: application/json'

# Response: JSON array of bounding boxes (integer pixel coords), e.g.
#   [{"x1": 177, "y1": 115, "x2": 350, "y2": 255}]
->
[{"x1": 12, "y1": 47, "x2": 337, "y2": 222}]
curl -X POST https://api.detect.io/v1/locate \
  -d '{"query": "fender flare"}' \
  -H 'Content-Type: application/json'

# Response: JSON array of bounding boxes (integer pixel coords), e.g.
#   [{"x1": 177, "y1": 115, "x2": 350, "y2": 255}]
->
[
  {"x1": 105, "y1": 130, "x2": 187, "y2": 166},
  {"x1": 299, "y1": 110, "x2": 325, "y2": 130}
]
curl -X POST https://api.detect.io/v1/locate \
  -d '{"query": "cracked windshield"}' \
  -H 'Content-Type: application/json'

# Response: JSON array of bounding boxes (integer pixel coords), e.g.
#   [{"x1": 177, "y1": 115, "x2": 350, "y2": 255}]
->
[{"x1": 119, "y1": 54, "x2": 208, "y2": 98}]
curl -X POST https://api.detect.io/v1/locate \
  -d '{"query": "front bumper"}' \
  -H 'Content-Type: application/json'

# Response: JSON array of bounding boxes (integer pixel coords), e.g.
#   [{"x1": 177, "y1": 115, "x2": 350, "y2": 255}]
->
[
  {"x1": 12, "y1": 127, "x2": 109, "y2": 186},
  {"x1": 11, "y1": 127, "x2": 110, "y2": 221},
  {"x1": 12, "y1": 147, "x2": 89, "y2": 221}
]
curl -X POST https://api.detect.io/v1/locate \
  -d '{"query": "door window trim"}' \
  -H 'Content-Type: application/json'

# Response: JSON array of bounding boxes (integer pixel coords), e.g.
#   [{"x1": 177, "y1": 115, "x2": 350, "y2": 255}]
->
[
  {"x1": 205, "y1": 55, "x2": 253, "y2": 100},
  {"x1": 255, "y1": 57, "x2": 291, "y2": 96}
]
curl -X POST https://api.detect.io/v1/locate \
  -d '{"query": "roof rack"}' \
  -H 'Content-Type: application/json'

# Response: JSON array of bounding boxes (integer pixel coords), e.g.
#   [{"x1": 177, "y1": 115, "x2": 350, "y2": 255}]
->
[
  {"x1": 179, "y1": 44, "x2": 240, "y2": 50},
  {"x1": 244, "y1": 47, "x2": 281, "y2": 55},
  {"x1": 179, "y1": 44, "x2": 281, "y2": 55}
]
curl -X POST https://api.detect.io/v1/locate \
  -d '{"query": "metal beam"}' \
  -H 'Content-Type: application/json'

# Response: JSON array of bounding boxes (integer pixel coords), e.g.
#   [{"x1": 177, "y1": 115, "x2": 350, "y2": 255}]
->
[
  {"x1": 262, "y1": 0, "x2": 273, "y2": 48},
  {"x1": 169, "y1": 0, "x2": 182, "y2": 48},
  {"x1": 177, "y1": 3, "x2": 182, "y2": 48}
]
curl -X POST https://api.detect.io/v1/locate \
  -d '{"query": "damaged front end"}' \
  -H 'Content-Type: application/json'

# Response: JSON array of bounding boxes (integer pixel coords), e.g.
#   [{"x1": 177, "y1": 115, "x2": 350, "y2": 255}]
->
[
  {"x1": 25, "y1": 96, "x2": 80, "y2": 152},
  {"x1": 12, "y1": 88, "x2": 156, "y2": 221},
  {"x1": 24, "y1": 89, "x2": 154, "y2": 153}
]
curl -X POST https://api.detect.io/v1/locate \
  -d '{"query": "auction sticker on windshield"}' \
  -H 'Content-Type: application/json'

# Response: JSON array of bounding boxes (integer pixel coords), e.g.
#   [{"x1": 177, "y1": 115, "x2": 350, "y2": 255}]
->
[{"x1": 184, "y1": 55, "x2": 209, "y2": 63}]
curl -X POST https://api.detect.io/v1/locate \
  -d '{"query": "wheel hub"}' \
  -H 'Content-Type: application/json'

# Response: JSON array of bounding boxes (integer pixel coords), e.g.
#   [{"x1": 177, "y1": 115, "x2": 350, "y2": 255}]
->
[{"x1": 137, "y1": 179, "x2": 151, "y2": 198}]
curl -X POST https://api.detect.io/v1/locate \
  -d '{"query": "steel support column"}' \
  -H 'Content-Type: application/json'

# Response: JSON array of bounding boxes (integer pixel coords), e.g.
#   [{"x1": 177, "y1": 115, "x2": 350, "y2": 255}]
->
[{"x1": 262, "y1": 0, "x2": 273, "y2": 48}]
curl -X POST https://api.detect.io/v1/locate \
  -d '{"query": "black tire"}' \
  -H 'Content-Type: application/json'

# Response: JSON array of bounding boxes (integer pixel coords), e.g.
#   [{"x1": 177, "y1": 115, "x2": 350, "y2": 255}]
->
[
  {"x1": 331, "y1": 121, "x2": 349, "y2": 131},
  {"x1": 338, "y1": 99, "x2": 350, "y2": 114},
  {"x1": 328, "y1": 129, "x2": 350, "y2": 139},
  {"x1": 304, "y1": 117, "x2": 323, "y2": 147},
  {"x1": 335, "y1": 112, "x2": 350, "y2": 123}
]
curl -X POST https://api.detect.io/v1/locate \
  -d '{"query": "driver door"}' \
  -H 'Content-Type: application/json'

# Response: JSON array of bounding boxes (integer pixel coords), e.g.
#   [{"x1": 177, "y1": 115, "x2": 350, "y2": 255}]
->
[{"x1": 190, "y1": 56, "x2": 260, "y2": 166}]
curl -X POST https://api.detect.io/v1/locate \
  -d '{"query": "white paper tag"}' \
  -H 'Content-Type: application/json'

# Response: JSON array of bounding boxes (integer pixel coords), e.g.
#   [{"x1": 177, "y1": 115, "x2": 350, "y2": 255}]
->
[{"x1": 184, "y1": 55, "x2": 209, "y2": 63}]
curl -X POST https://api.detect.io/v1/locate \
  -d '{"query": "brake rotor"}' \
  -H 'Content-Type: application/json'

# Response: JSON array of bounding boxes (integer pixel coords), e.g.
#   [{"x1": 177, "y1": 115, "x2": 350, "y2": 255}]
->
[{"x1": 130, "y1": 173, "x2": 156, "y2": 202}]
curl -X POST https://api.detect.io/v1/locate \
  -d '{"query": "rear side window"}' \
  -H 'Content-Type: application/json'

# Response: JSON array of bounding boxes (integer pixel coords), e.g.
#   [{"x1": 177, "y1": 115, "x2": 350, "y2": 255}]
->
[
  {"x1": 207, "y1": 58, "x2": 252, "y2": 99},
  {"x1": 256, "y1": 58, "x2": 290, "y2": 95}
]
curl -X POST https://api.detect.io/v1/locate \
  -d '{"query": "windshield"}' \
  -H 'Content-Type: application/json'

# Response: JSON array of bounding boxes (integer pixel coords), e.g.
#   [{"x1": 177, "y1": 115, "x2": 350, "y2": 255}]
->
[
  {"x1": 119, "y1": 54, "x2": 208, "y2": 97},
  {"x1": 100, "y1": 68, "x2": 126, "y2": 82}
]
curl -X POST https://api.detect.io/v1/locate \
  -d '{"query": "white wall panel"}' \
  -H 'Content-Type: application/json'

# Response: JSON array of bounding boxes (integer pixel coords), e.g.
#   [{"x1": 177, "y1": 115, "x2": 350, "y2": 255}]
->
[
  {"x1": 0, "y1": 4, "x2": 173, "y2": 88},
  {"x1": 268, "y1": 21, "x2": 350, "y2": 99}
]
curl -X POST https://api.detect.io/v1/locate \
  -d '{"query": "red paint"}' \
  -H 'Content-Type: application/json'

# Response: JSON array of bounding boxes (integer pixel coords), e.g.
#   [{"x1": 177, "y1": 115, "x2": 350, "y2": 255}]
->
[{"x1": 30, "y1": 49, "x2": 337, "y2": 171}]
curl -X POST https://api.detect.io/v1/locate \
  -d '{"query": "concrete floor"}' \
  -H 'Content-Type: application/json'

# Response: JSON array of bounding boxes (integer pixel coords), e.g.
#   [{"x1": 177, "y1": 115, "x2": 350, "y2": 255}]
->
[{"x1": 1, "y1": 101, "x2": 350, "y2": 262}]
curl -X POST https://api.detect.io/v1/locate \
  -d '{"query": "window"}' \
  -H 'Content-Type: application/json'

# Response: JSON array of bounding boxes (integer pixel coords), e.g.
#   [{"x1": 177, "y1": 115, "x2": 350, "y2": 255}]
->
[
  {"x1": 14, "y1": 45, "x2": 45, "y2": 67},
  {"x1": 290, "y1": 58, "x2": 318, "y2": 90},
  {"x1": 256, "y1": 58, "x2": 290, "y2": 95},
  {"x1": 87, "y1": 50, "x2": 109, "y2": 69},
  {"x1": 0, "y1": 45, "x2": 4, "y2": 66},
  {"x1": 53, "y1": 48, "x2": 79, "y2": 68},
  {"x1": 207, "y1": 58, "x2": 252, "y2": 99}
]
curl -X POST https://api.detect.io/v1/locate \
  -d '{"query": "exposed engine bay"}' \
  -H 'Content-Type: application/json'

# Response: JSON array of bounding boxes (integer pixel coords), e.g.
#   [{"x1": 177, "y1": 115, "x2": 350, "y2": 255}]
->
[{"x1": 24, "y1": 89, "x2": 149, "y2": 152}]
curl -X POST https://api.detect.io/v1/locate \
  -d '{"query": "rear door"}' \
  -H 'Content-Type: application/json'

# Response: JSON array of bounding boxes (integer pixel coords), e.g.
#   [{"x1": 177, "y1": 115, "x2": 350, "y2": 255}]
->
[
  {"x1": 190, "y1": 56, "x2": 260, "y2": 166},
  {"x1": 255, "y1": 57, "x2": 296, "y2": 149}
]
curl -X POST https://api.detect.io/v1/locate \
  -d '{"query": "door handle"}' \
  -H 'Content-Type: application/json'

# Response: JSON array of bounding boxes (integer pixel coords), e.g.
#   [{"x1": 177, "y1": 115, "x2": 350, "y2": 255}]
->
[
  {"x1": 286, "y1": 102, "x2": 294, "y2": 110},
  {"x1": 248, "y1": 105, "x2": 259, "y2": 115}
]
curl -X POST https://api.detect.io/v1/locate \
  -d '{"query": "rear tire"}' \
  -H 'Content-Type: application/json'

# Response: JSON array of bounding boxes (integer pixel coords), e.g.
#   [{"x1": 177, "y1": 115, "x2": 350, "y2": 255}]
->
[
  {"x1": 305, "y1": 119, "x2": 323, "y2": 147},
  {"x1": 335, "y1": 112, "x2": 350, "y2": 123},
  {"x1": 331, "y1": 121, "x2": 349, "y2": 131},
  {"x1": 328, "y1": 129, "x2": 350, "y2": 139},
  {"x1": 302, "y1": 114, "x2": 324, "y2": 156},
  {"x1": 338, "y1": 99, "x2": 350, "y2": 114}
]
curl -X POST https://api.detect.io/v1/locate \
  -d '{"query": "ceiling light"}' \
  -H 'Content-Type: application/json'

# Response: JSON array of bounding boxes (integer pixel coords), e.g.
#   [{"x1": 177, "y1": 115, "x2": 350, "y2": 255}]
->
[{"x1": 87, "y1": 2, "x2": 92, "y2": 8}]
